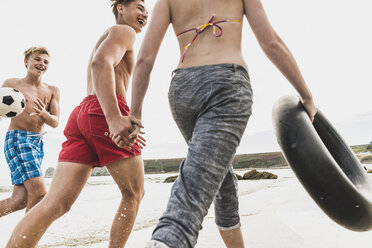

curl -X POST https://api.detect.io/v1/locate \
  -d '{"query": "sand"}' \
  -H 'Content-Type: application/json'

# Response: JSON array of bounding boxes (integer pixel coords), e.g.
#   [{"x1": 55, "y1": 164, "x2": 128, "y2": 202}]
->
[{"x1": 0, "y1": 169, "x2": 371, "y2": 247}]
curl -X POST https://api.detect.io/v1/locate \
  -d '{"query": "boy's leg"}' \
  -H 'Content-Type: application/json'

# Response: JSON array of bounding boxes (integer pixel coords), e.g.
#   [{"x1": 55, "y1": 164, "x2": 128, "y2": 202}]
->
[
  {"x1": 6, "y1": 162, "x2": 92, "y2": 248},
  {"x1": 23, "y1": 176, "x2": 47, "y2": 212},
  {"x1": 0, "y1": 185, "x2": 27, "y2": 217},
  {"x1": 106, "y1": 155, "x2": 145, "y2": 248}
]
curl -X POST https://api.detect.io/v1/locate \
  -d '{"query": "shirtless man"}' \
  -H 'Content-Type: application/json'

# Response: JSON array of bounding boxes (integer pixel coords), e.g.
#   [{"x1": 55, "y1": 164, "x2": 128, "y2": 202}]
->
[
  {"x1": 6, "y1": 1, "x2": 147, "y2": 247},
  {"x1": 0, "y1": 46, "x2": 60, "y2": 218},
  {"x1": 119, "y1": 0, "x2": 317, "y2": 247}
]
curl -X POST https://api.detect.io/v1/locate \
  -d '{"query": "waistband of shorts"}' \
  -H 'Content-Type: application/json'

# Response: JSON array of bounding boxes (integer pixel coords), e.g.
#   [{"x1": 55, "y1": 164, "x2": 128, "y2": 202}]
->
[
  {"x1": 81, "y1": 94, "x2": 127, "y2": 104},
  {"x1": 172, "y1": 63, "x2": 248, "y2": 77},
  {"x1": 6, "y1": 130, "x2": 46, "y2": 138}
]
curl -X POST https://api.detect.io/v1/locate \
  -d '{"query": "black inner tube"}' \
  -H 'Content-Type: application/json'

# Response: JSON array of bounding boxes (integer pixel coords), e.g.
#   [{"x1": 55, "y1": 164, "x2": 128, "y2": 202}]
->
[
  {"x1": 272, "y1": 95, "x2": 372, "y2": 231},
  {"x1": 313, "y1": 113, "x2": 372, "y2": 190}
]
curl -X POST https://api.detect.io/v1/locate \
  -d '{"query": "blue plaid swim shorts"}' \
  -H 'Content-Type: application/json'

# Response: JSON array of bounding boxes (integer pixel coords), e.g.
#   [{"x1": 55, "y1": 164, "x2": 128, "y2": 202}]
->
[{"x1": 4, "y1": 130, "x2": 45, "y2": 185}]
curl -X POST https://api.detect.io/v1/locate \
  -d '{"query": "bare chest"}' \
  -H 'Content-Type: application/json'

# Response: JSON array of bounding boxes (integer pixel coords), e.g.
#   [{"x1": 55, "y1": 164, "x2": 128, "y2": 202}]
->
[{"x1": 18, "y1": 86, "x2": 52, "y2": 112}]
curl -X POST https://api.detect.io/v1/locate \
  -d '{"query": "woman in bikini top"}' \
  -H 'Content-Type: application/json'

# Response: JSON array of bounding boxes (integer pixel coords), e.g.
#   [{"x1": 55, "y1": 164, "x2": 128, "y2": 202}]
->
[
  {"x1": 162, "y1": 0, "x2": 248, "y2": 69},
  {"x1": 177, "y1": 15, "x2": 242, "y2": 62}
]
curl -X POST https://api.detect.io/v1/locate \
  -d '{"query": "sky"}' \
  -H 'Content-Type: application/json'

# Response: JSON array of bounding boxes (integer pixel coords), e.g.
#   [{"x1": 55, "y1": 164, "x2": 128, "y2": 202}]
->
[{"x1": 0, "y1": 0, "x2": 372, "y2": 181}]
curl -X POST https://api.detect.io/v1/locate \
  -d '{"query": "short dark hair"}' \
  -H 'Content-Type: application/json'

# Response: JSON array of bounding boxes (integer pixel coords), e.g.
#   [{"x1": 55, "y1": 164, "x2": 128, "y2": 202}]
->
[{"x1": 110, "y1": 0, "x2": 144, "y2": 20}]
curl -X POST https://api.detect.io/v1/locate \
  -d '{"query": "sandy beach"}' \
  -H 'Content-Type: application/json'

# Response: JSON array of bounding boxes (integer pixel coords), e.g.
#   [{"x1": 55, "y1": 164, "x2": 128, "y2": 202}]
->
[{"x1": 1, "y1": 168, "x2": 371, "y2": 247}]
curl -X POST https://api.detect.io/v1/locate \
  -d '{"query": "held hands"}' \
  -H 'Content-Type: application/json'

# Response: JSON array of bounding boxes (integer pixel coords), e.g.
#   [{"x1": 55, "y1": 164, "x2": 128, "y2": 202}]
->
[
  {"x1": 108, "y1": 115, "x2": 146, "y2": 149},
  {"x1": 301, "y1": 97, "x2": 317, "y2": 122},
  {"x1": 128, "y1": 123, "x2": 146, "y2": 148},
  {"x1": 30, "y1": 97, "x2": 48, "y2": 118}
]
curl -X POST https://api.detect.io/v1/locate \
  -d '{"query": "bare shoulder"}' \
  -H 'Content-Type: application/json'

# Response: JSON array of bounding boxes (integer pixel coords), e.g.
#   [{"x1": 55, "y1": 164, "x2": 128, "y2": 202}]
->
[
  {"x1": 111, "y1": 24, "x2": 136, "y2": 33},
  {"x1": 47, "y1": 84, "x2": 59, "y2": 94},
  {"x1": 110, "y1": 24, "x2": 136, "y2": 40},
  {"x1": 103, "y1": 24, "x2": 136, "y2": 51},
  {"x1": 49, "y1": 84, "x2": 59, "y2": 93},
  {"x1": 2, "y1": 78, "x2": 20, "y2": 88},
  {"x1": 43, "y1": 83, "x2": 60, "y2": 96}
]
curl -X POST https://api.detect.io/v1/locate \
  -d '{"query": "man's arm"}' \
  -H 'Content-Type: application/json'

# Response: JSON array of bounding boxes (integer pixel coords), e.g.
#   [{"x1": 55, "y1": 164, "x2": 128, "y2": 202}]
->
[
  {"x1": 244, "y1": 0, "x2": 317, "y2": 121},
  {"x1": 91, "y1": 25, "x2": 136, "y2": 146},
  {"x1": 130, "y1": 0, "x2": 171, "y2": 122},
  {"x1": 92, "y1": 25, "x2": 135, "y2": 121},
  {"x1": 35, "y1": 85, "x2": 60, "y2": 128}
]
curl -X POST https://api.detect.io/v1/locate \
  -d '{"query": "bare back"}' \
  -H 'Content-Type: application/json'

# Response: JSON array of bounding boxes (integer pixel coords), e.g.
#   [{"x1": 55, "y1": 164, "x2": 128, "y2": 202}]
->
[
  {"x1": 87, "y1": 26, "x2": 135, "y2": 99},
  {"x1": 169, "y1": 0, "x2": 247, "y2": 69}
]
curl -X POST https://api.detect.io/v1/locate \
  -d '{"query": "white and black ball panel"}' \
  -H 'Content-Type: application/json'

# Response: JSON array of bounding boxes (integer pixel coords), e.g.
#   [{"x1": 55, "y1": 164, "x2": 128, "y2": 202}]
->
[{"x1": 0, "y1": 87, "x2": 26, "y2": 118}]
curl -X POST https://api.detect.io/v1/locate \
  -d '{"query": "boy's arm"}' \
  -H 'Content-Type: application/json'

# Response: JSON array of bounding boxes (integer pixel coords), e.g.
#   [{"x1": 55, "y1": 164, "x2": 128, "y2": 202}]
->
[
  {"x1": 34, "y1": 85, "x2": 60, "y2": 128},
  {"x1": 244, "y1": 0, "x2": 317, "y2": 121},
  {"x1": 91, "y1": 25, "x2": 136, "y2": 147}
]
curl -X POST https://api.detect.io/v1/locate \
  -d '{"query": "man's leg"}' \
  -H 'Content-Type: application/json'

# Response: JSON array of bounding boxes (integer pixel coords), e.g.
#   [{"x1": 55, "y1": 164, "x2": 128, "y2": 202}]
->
[
  {"x1": 0, "y1": 185, "x2": 28, "y2": 217},
  {"x1": 106, "y1": 155, "x2": 145, "y2": 248},
  {"x1": 6, "y1": 162, "x2": 92, "y2": 248},
  {"x1": 23, "y1": 176, "x2": 47, "y2": 212}
]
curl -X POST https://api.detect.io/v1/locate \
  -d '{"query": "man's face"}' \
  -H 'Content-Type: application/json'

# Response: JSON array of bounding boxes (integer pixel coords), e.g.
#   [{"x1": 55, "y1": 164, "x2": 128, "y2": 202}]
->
[
  {"x1": 24, "y1": 52, "x2": 49, "y2": 76},
  {"x1": 122, "y1": 0, "x2": 148, "y2": 33}
]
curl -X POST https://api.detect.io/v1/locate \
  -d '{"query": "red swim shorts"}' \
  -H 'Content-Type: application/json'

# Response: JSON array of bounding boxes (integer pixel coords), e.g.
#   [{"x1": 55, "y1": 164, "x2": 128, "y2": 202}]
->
[{"x1": 58, "y1": 95, "x2": 141, "y2": 167}]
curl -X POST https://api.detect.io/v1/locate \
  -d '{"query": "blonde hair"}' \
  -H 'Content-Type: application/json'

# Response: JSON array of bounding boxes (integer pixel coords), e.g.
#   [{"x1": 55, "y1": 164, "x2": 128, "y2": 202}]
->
[{"x1": 24, "y1": 46, "x2": 50, "y2": 60}]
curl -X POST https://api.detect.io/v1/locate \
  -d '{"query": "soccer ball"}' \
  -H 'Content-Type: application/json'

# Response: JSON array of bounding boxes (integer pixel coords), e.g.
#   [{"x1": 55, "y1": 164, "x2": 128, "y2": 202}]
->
[{"x1": 0, "y1": 87, "x2": 26, "y2": 118}]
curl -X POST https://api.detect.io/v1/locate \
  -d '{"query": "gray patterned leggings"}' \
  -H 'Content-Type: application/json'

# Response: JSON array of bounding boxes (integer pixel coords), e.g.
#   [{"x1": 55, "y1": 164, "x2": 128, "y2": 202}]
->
[{"x1": 151, "y1": 64, "x2": 253, "y2": 248}]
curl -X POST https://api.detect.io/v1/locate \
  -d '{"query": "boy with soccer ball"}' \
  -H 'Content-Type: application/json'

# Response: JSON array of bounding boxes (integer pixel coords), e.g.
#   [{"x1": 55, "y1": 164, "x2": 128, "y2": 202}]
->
[{"x1": 0, "y1": 46, "x2": 60, "y2": 218}]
